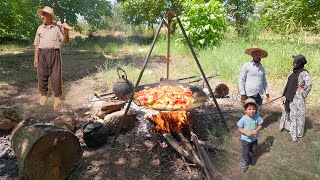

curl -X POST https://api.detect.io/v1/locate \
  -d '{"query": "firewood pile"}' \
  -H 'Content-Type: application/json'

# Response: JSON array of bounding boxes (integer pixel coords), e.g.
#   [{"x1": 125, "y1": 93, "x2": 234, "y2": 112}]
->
[
  {"x1": 90, "y1": 89, "x2": 230, "y2": 179},
  {"x1": 146, "y1": 111, "x2": 229, "y2": 180}
]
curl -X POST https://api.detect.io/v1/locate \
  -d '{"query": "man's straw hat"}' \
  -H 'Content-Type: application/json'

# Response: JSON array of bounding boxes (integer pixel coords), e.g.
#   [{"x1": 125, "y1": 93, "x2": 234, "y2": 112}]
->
[
  {"x1": 37, "y1": 6, "x2": 57, "y2": 21},
  {"x1": 245, "y1": 45, "x2": 268, "y2": 58}
]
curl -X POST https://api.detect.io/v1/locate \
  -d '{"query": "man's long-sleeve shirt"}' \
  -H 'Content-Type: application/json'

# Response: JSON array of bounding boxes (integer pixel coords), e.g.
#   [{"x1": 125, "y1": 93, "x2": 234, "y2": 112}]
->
[{"x1": 239, "y1": 61, "x2": 269, "y2": 97}]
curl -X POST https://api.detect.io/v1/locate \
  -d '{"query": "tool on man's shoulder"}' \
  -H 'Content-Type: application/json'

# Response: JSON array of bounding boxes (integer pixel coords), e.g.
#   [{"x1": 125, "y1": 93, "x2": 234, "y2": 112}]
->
[
  {"x1": 258, "y1": 95, "x2": 283, "y2": 111},
  {"x1": 57, "y1": 22, "x2": 73, "y2": 30}
]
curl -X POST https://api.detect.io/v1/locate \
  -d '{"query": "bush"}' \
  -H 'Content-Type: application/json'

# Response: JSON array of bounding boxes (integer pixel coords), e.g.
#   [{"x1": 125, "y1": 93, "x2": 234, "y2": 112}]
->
[{"x1": 177, "y1": 0, "x2": 227, "y2": 48}]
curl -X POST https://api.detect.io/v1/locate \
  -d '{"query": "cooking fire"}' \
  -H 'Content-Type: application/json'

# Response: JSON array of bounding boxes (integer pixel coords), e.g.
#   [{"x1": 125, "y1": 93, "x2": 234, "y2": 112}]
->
[{"x1": 147, "y1": 111, "x2": 191, "y2": 135}]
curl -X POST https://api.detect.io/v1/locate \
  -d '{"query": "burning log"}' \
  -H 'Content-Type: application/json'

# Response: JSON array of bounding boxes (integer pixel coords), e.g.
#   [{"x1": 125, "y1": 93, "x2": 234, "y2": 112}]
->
[
  {"x1": 149, "y1": 111, "x2": 202, "y2": 166},
  {"x1": 149, "y1": 111, "x2": 228, "y2": 180},
  {"x1": 163, "y1": 133, "x2": 203, "y2": 167},
  {"x1": 163, "y1": 134, "x2": 196, "y2": 162},
  {"x1": 148, "y1": 111, "x2": 191, "y2": 135},
  {"x1": 177, "y1": 132, "x2": 203, "y2": 167}
]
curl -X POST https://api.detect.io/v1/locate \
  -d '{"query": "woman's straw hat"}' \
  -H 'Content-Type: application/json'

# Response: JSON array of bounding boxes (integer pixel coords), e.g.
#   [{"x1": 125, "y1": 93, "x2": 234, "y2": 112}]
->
[
  {"x1": 245, "y1": 45, "x2": 268, "y2": 58},
  {"x1": 37, "y1": 6, "x2": 57, "y2": 21}
]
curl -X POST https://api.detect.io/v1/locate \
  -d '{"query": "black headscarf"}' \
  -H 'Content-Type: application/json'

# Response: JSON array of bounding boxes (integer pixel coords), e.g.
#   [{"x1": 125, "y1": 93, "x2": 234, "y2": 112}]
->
[{"x1": 283, "y1": 54, "x2": 307, "y2": 112}]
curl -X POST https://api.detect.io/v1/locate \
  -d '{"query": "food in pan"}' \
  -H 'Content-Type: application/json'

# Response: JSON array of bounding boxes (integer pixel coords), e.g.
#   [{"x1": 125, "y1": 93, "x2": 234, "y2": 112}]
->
[{"x1": 133, "y1": 84, "x2": 195, "y2": 110}]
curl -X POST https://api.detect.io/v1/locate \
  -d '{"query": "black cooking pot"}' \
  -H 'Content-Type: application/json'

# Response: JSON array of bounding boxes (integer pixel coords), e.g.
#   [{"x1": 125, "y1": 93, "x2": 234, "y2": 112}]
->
[
  {"x1": 82, "y1": 121, "x2": 108, "y2": 148},
  {"x1": 112, "y1": 67, "x2": 134, "y2": 101}
]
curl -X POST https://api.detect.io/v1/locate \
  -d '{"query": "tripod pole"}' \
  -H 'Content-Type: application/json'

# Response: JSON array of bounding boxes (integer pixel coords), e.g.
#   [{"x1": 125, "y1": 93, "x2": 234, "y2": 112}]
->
[
  {"x1": 166, "y1": 11, "x2": 173, "y2": 80},
  {"x1": 176, "y1": 16, "x2": 228, "y2": 131},
  {"x1": 112, "y1": 16, "x2": 166, "y2": 147}
]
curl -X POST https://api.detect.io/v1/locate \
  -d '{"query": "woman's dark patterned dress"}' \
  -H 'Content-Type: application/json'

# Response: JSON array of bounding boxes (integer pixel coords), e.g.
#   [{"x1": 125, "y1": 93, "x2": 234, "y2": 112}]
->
[{"x1": 280, "y1": 71, "x2": 312, "y2": 141}]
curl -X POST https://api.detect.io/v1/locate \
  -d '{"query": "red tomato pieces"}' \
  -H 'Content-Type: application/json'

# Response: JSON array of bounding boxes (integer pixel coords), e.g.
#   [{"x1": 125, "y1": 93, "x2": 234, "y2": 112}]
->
[{"x1": 133, "y1": 84, "x2": 195, "y2": 110}]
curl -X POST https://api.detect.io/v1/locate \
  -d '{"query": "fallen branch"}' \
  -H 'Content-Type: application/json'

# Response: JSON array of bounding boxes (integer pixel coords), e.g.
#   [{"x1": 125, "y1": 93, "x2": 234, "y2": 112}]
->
[{"x1": 191, "y1": 132, "x2": 229, "y2": 180}]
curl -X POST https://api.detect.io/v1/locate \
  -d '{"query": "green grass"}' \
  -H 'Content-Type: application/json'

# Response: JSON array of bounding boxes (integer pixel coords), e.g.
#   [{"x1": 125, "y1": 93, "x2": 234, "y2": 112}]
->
[
  {"x1": 0, "y1": 38, "x2": 31, "y2": 52},
  {"x1": 1, "y1": 32, "x2": 319, "y2": 104},
  {"x1": 75, "y1": 33, "x2": 319, "y2": 106},
  {"x1": 124, "y1": 35, "x2": 320, "y2": 104},
  {"x1": 214, "y1": 110, "x2": 320, "y2": 179}
]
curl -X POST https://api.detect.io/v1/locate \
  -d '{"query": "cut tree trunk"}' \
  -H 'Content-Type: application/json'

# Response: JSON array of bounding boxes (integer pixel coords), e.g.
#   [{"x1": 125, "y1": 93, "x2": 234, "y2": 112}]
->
[{"x1": 11, "y1": 121, "x2": 83, "y2": 180}]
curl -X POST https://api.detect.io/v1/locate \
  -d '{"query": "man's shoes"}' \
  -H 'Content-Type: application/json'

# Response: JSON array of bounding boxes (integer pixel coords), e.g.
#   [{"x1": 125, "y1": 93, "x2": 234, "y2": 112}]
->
[
  {"x1": 39, "y1": 96, "x2": 48, "y2": 105},
  {"x1": 53, "y1": 97, "x2": 62, "y2": 110}
]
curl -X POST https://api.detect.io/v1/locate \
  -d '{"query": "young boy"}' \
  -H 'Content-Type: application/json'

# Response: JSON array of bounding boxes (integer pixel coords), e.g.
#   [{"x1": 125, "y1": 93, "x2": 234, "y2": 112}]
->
[
  {"x1": 237, "y1": 98, "x2": 263, "y2": 172},
  {"x1": 34, "y1": 6, "x2": 71, "y2": 110}
]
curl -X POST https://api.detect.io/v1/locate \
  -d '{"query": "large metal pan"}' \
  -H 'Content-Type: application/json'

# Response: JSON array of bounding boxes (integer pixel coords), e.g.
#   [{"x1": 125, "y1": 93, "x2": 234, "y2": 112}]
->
[{"x1": 133, "y1": 80, "x2": 207, "y2": 111}]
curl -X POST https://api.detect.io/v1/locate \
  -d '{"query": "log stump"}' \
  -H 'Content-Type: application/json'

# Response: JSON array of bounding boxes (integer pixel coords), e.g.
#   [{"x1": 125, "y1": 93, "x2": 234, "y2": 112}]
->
[{"x1": 11, "y1": 121, "x2": 83, "y2": 180}]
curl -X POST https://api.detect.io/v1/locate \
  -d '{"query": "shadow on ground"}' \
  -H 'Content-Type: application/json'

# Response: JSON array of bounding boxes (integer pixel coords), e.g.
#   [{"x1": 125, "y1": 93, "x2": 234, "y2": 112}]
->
[
  {"x1": 0, "y1": 34, "x2": 201, "y2": 179},
  {"x1": 255, "y1": 136, "x2": 274, "y2": 165}
]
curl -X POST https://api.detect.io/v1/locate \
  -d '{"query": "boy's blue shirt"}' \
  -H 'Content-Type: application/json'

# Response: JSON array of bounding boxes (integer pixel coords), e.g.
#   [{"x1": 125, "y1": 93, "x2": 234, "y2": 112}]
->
[{"x1": 237, "y1": 114, "x2": 263, "y2": 142}]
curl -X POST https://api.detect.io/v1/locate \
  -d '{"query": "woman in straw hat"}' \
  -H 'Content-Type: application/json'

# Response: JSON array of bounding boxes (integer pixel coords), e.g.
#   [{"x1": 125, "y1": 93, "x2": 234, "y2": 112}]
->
[
  {"x1": 34, "y1": 6, "x2": 71, "y2": 110},
  {"x1": 280, "y1": 54, "x2": 312, "y2": 142},
  {"x1": 239, "y1": 45, "x2": 270, "y2": 106}
]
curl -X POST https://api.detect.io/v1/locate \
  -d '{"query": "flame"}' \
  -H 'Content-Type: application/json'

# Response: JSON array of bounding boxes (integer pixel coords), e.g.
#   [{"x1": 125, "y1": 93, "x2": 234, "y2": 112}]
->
[{"x1": 149, "y1": 111, "x2": 190, "y2": 133}]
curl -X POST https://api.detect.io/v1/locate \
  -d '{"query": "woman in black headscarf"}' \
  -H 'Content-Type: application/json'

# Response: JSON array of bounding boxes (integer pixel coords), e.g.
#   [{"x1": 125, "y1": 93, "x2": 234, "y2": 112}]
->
[{"x1": 280, "y1": 54, "x2": 312, "y2": 142}]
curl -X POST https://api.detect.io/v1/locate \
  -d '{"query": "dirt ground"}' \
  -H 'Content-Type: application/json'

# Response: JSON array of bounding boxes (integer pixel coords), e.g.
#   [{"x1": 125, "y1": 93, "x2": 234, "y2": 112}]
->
[{"x1": 1, "y1": 48, "x2": 319, "y2": 180}]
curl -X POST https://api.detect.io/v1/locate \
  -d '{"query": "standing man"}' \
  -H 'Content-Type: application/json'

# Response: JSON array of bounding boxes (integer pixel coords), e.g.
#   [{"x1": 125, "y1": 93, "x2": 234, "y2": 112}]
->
[
  {"x1": 34, "y1": 6, "x2": 71, "y2": 110},
  {"x1": 239, "y1": 45, "x2": 270, "y2": 106}
]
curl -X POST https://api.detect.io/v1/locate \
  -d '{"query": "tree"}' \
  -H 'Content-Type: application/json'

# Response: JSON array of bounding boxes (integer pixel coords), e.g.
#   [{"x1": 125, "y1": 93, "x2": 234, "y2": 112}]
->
[
  {"x1": 0, "y1": 0, "x2": 112, "y2": 40},
  {"x1": 0, "y1": 0, "x2": 40, "y2": 40},
  {"x1": 259, "y1": 0, "x2": 320, "y2": 35},
  {"x1": 37, "y1": 0, "x2": 112, "y2": 32},
  {"x1": 222, "y1": 0, "x2": 255, "y2": 37},
  {"x1": 119, "y1": 0, "x2": 184, "y2": 28},
  {"x1": 178, "y1": 0, "x2": 227, "y2": 48}
]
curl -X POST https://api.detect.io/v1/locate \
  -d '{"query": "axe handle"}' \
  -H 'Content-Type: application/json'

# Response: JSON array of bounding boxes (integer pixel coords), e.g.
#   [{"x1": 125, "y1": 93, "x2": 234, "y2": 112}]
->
[{"x1": 258, "y1": 95, "x2": 283, "y2": 110}]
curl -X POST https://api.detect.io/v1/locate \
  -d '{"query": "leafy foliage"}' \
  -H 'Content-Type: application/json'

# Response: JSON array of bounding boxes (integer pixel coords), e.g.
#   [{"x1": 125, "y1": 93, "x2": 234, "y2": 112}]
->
[
  {"x1": 105, "y1": 3, "x2": 129, "y2": 32},
  {"x1": 178, "y1": 0, "x2": 227, "y2": 48},
  {"x1": 0, "y1": 0, "x2": 112, "y2": 40},
  {"x1": 121, "y1": 0, "x2": 165, "y2": 26},
  {"x1": 119, "y1": 0, "x2": 184, "y2": 27},
  {"x1": 0, "y1": 0, "x2": 40, "y2": 40},
  {"x1": 259, "y1": 0, "x2": 320, "y2": 35},
  {"x1": 37, "y1": 0, "x2": 112, "y2": 32},
  {"x1": 222, "y1": 0, "x2": 255, "y2": 37}
]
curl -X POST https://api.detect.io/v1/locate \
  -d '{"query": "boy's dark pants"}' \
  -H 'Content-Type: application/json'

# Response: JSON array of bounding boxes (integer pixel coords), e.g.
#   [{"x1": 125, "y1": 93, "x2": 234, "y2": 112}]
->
[
  {"x1": 241, "y1": 139, "x2": 258, "y2": 167},
  {"x1": 37, "y1": 48, "x2": 62, "y2": 97}
]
